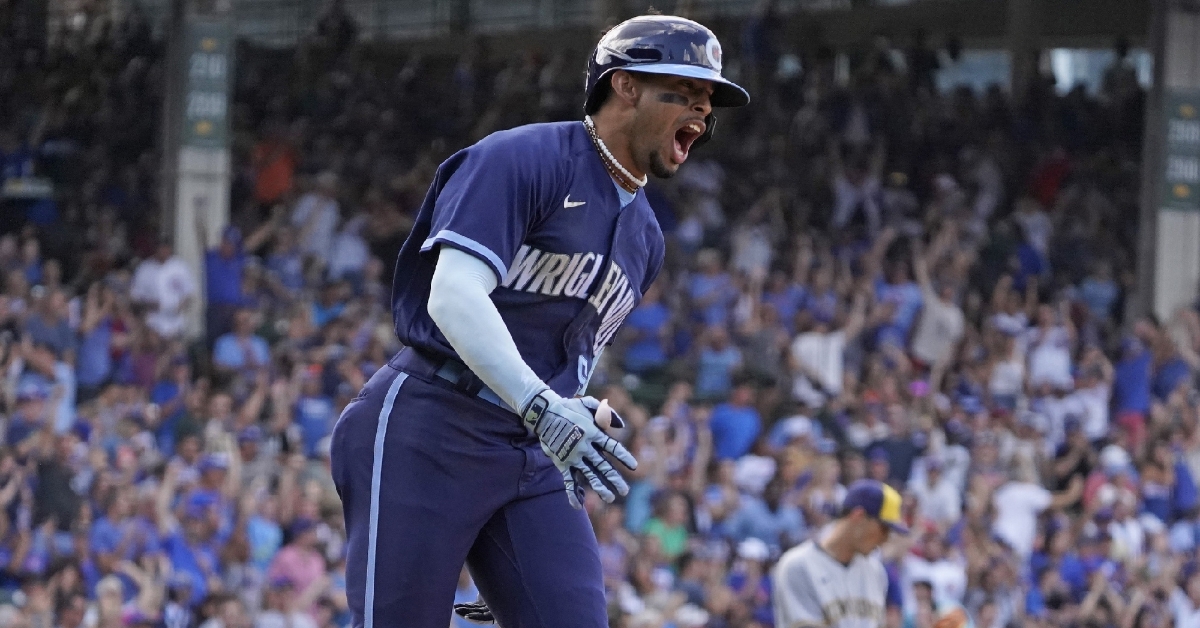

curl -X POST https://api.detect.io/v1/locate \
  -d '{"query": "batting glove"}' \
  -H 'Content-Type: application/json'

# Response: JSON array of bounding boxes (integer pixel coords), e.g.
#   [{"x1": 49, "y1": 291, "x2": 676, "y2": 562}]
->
[
  {"x1": 521, "y1": 389, "x2": 638, "y2": 509},
  {"x1": 453, "y1": 597, "x2": 495, "y2": 625}
]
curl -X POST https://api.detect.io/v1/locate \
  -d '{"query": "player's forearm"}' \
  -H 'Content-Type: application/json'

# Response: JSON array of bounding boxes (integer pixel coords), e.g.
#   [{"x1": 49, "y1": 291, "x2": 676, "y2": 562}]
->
[{"x1": 428, "y1": 247, "x2": 547, "y2": 411}]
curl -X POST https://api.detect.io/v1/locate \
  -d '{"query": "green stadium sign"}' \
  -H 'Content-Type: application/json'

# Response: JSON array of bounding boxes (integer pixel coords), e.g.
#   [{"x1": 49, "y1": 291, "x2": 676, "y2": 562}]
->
[
  {"x1": 1163, "y1": 89, "x2": 1200, "y2": 211},
  {"x1": 182, "y1": 19, "x2": 232, "y2": 149}
]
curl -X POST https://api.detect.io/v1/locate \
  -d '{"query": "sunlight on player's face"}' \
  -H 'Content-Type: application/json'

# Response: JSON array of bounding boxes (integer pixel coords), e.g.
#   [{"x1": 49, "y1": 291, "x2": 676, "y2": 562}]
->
[{"x1": 632, "y1": 75, "x2": 713, "y2": 179}]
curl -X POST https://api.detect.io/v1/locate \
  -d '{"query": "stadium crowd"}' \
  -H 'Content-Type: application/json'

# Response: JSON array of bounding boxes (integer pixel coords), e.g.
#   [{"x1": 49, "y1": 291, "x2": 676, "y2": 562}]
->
[{"x1": 0, "y1": 1, "x2": 1188, "y2": 627}]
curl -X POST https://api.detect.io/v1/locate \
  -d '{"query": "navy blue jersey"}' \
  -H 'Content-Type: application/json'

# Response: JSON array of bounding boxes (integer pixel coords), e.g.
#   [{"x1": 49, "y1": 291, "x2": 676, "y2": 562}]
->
[{"x1": 391, "y1": 122, "x2": 666, "y2": 397}]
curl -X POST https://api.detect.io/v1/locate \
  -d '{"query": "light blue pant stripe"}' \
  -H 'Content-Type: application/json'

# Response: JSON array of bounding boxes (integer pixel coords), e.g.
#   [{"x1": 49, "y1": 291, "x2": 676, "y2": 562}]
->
[{"x1": 364, "y1": 371, "x2": 407, "y2": 628}]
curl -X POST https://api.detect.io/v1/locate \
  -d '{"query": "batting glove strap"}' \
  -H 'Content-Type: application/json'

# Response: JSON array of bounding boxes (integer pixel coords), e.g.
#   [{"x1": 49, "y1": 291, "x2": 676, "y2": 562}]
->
[{"x1": 522, "y1": 390, "x2": 586, "y2": 463}]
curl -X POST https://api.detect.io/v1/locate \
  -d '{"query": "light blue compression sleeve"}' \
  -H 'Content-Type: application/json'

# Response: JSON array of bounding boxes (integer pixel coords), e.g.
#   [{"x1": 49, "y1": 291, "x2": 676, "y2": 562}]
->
[{"x1": 427, "y1": 247, "x2": 548, "y2": 411}]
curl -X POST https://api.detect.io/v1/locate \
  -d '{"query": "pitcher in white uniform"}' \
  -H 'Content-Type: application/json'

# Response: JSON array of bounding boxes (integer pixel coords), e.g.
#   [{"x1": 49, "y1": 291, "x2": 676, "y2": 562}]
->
[{"x1": 772, "y1": 479, "x2": 907, "y2": 628}]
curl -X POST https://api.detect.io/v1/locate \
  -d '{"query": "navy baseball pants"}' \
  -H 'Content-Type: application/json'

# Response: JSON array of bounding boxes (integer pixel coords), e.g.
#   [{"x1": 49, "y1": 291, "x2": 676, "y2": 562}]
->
[{"x1": 329, "y1": 352, "x2": 608, "y2": 628}]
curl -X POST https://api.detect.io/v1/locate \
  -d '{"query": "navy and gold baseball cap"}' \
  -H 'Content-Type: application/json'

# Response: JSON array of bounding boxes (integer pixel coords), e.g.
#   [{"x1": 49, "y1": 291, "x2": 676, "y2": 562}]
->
[{"x1": 842, "y1": 479, "x2": 908, "y2": 534}]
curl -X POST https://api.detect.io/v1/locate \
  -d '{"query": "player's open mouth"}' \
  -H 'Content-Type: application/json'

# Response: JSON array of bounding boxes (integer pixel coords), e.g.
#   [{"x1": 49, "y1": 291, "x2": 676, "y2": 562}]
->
[{"x1": 672, "y1": 120, "x2": 705, "y2": 165}]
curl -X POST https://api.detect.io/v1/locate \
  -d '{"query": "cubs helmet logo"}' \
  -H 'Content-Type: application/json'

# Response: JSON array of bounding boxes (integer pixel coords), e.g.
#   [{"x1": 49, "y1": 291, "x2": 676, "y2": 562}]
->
[{"x1": 705, "y1": 37, "x2": 722, "y2": 70}]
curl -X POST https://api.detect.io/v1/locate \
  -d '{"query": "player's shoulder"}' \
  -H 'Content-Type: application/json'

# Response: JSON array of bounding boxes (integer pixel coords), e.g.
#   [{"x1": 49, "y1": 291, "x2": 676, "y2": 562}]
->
[
  {"x1": 469, "y1": 121, "x2": 587, "y2": 163},
  {"x1": 774, "y1": 540, "x2": 825, "y2": 574},
  {"x1": 779, "y1": 539, "x2": 820, "y2": 559}
]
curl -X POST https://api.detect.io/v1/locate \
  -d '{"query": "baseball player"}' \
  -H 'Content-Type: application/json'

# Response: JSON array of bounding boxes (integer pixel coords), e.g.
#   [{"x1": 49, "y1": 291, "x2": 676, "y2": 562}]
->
[
  {"x1": 772, "y1": 480, "x2": 908, "y2": 628},
  {"x1": 329, "y1": 14, "x2": 748, "y2": 628}
]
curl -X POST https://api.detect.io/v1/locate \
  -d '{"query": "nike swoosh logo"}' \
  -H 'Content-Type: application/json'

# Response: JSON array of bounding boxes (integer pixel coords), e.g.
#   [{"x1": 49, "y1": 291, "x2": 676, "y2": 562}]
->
[{"x1": 564, "y1": 195, "x2": 586, "y2": 208}]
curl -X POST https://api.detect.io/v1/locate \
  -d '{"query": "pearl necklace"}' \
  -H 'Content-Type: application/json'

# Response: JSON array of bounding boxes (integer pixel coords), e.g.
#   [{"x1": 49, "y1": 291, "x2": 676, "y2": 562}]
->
[{"x1": 583, "y1": 115, "x2": 646, "y2": 194}]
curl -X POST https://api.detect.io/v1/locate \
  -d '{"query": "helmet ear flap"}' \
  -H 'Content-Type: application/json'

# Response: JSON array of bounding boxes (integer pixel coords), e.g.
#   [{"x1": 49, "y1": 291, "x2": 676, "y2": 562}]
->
[
  {"x1": 693, "y1": 113, "x2": 717, "y2": 147},
  {"x1": 584, "y1": 71, "x2": 615, "y2": 115}
]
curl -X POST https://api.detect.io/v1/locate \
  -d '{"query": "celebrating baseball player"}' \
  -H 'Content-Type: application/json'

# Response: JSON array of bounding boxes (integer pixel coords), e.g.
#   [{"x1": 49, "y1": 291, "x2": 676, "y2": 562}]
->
[
  {"x1": 772, "y1": 480, "x2": 908, "y2": 628},
  {"x1": 328, "y1": 14, "x2": 749, "y2": 628}
]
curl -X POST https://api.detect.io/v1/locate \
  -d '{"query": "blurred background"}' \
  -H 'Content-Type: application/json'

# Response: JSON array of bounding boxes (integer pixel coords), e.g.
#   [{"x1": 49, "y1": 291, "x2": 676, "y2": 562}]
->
[{"x1": 1, "y1": 0, "x2": 1200, "y2": 627}]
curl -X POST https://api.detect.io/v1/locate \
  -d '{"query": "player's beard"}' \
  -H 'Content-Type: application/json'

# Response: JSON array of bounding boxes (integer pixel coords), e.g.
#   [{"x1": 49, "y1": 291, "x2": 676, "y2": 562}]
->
[
  {"x1": 648, "y1": 150, "x2": 675, "y2": 179},
  {"x1": 629, "y1": 104, "x2": 679, "y2": 180}
]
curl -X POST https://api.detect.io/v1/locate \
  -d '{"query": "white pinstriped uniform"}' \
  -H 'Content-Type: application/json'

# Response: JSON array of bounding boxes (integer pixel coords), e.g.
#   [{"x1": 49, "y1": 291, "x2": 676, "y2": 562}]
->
[{"x1": 772, "y1": 540, "x2": 888, "y2": 628}]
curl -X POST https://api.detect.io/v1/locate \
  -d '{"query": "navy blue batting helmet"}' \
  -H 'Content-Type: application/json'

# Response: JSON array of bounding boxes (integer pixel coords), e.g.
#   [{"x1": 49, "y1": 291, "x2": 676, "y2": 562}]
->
[{"x1": 584, "y1": 15, "x2": 750, "y2": 121}]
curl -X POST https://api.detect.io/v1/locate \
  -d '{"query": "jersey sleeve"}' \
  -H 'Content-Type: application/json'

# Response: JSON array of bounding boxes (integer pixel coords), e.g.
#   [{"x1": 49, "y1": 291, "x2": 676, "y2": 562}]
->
[
  {"x1": 129, "y1": 264, "x2": 154, "y2": 302},
  {"x1": 421, "y1": 135, "x2": 559, "y2": 283},
  {"x1": 1030, "y1": 485, "x2": 1053, "y2": 511},
  {"x1": 772, "y1": 553, "x2": 827, "y2": 628}
]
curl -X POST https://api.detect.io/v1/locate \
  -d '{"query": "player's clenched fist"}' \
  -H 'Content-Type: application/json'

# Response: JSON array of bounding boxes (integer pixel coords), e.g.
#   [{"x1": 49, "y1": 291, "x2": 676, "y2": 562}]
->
[{"x1": 522, "y1": 389, "x2": 638, "y2": 509}]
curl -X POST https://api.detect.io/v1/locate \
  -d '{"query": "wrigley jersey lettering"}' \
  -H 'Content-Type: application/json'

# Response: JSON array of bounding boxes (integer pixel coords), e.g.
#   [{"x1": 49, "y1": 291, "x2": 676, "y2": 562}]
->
[
  {"x1": 772, "y1": 540, "x2": 888, "y2": 628},
  {"x1": 390, "y1": 122, "x2": 666, "y2": 397}
]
